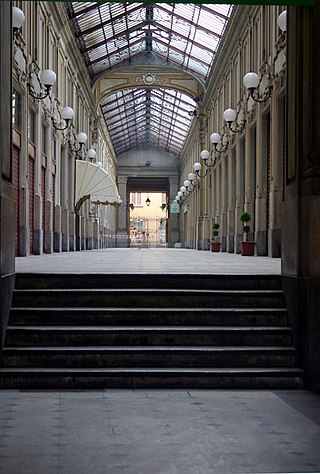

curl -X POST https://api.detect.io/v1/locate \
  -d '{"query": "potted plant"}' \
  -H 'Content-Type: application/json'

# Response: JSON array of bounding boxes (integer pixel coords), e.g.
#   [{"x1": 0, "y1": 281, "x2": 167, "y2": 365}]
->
[
  {"x1": 210, "y1": 223, "x2": 221, "y2": 252},
  {"x1": 240, "y1": 212, "x2": 255, "y2": 256}
]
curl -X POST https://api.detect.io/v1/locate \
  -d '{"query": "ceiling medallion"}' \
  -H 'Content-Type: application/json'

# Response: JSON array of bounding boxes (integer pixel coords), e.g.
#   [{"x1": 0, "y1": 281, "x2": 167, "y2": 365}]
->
[{"x1": 143, "y1": 73, "x2": 156, "y2": 85}]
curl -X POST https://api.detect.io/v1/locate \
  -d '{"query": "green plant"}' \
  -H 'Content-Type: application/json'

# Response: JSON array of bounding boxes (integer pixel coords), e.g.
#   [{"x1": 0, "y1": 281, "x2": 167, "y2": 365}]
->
[
  {"x1": 210, "y1": 223, "x2": 220, "y2": 243},
  {"x1": 240, "y1": 212, "x2": 251, "y2": 238}
]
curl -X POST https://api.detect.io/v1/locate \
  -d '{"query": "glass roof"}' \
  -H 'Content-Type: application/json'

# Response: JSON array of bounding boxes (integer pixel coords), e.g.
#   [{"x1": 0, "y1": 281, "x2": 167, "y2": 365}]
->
[
  {"x1": 101, "y1": 88, "x2": 197, "y2": 155},
  {"x1": 66, "y1": 2, "x2": 233, "y2": 156}
]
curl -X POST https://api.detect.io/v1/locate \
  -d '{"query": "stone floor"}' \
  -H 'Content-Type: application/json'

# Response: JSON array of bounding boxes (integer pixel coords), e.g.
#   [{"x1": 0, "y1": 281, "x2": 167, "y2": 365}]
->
[
  {"x1": 0, "y1": 389, "x2": 320, "y2": 474},
  {"x1": 6, "y1": 249, "x2": 319, "y2": 473},
  {"x1": 15, "y1": 248, "x2": 281, "y2": 274}
]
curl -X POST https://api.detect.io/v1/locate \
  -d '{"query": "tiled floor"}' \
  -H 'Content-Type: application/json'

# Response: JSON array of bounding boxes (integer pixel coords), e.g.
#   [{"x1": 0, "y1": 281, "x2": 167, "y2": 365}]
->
[
  {"x1": 6, "y1": 249, "x2": 319, "y2": 473},
  {"x1": 0, "y1": 389, "x2": 320, "y2": 474},
  {"x1": 15, "y1": 248, "x2": 281, "y2": 274}
]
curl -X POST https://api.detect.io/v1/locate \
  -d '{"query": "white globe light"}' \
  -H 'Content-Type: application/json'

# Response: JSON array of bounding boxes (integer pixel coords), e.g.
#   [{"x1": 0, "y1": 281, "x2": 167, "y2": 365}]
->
[
  {"x1": 200, "y1": 149, "x2": 210, "y2": 160},
  {"x1": 193, "y1": 162, "x2": 202, "y2": 172},
  {"x1": 223, "y1": 108, "x2": 237, "y2": 123},
  {"x1": 278, "y1": 10, "x2": 287, "y2": 32},
  {"x1": 180, "y1": 186, "x2": 186, "y2": 193},
  {"x1": 40, "y1": 69, "x2": 56, "y2": 87},
  {"x1": 243, "y1": 72, "x2": 259, "y2": 90},
  {"x1": 210, "y1": 133, "x2": 221, "y2": 145},
  {"x1": 76, "y1": 132, "x2": 88, "y2": 144},
  {"x1": 178, "y1": 191, "x2": 183, "y2": 197},
  {"x1": 12, "y1": 7, "x2": 25, "y2": 30},
  {"x1": 87, "y1": 148, "x2": 96, "y2": 160},
  {"x1": 61, "y1": 106, "x2": 74, "y2": 121},
  {"x1": 176, "y1": 196, "x2": 180, "y2": 201},
  {"x1": 188, "y1": 173, "x2": 195, "y2": 181},
  {"x1": 184, "y1": 180, "x2": 190, "y2": 188}
]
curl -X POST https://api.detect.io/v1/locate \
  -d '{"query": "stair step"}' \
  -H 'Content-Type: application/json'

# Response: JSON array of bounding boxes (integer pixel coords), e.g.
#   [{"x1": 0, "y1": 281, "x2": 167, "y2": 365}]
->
[
  {"x1": 2, "y1": 346, "x2": 297, "y2": 368},
  {"x1": 1, "y1": 273, "x2": 303, "y2": 389},
  {"x1": 5, "y1": 326, "x2": 293, "y2": 346},
  {"x1": 15, "y1": 273, "x2": 283, "y2": 290},
  {"x1": 12, "y1": 289, "x2": 285, "y2": 308},
  {"x1": 9, "y1": 307, "x2": 289, "y2": 327},
  {"x1": 0, "y1": 367, "x2": 304, "y2": 389}
]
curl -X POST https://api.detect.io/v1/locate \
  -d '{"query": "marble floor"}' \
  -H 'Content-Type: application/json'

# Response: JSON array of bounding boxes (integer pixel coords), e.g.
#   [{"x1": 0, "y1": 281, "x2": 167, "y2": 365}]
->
[{"x1": 0, "y1": 389, "x2": 320, "y2": 474}]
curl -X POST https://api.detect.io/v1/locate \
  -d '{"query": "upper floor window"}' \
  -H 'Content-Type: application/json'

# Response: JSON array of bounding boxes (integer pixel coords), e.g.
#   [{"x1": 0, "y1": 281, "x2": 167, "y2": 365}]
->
[
  {"x1": 28, "y1": 110, "x2": 35, "y2": 143},
  {"x1": 12, "y1": 90, "x2": 22, "y2": 130},
  {"x1": 130, "y1": 192, "x2": 142, "y2": 207}
]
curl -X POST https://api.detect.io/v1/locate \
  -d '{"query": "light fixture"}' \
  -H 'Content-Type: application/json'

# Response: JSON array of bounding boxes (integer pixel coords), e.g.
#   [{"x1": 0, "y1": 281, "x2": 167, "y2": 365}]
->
[
  {"x1": 160, "y1": 203, "x2": 167, "y2": 211},
  {"x1": 51, "y1": 101, "x2": 74, "y2": 131},
  {"x1": 12, "y1": 6, "x2": 25, "y2": 34},
  {"x1": 145, "y1": 196, "x2": 151, "y2": 206},
  {"x1": 87, "y1": 148, "x2": 97, "y2": 162},
  {"x1": 198, "y1": 132, "x2": 228, "y2": 173},
  {"x1": 68, "y1": 130, "x2": 88, "y2": 158},
  {"x1": 193, "y1": 162, "x2": 205, "y2": 178},
  {"x1": 28, "y1": 67, "x2": 57, "y2": 101},
  {"x1": 223, "y1": 107, "x2": 245, "y2": 133},
  {"x1": 243, "y1": 72, "x2": 272, "y2": 103},
  {"x1": 277, "y1": 10, "x2": 287, "y2": 32},
  {"x1": 129, "y1": 203, "x2": 135, "y2": 211}
]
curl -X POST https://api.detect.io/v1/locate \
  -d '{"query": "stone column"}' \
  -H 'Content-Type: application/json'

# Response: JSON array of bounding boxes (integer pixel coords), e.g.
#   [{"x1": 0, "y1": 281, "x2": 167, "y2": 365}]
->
[
  {"x1": 0, "y1": 2, "x2": 15, "y2": 349},
  {"x1": 54, "y1": 205, "x2": 62, "y2": 252},
  {"x1": 168, "y1": 176, "x2": 179, "y2": 247},
  {"x1": 61, "y1": 208, "x2": 69, "y2": 251},
  {"x1": 116, "y1": 176, "x2": 129, "y2": 248},
  {"x1": 282, "y1": 2, "x2": 320, "y2": 390}
]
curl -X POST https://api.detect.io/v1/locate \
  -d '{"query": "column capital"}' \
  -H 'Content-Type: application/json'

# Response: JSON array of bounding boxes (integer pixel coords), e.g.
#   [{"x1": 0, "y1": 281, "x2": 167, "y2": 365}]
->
[{"x1": 117, "y1": 176, "x2": 128, "y2": 184}]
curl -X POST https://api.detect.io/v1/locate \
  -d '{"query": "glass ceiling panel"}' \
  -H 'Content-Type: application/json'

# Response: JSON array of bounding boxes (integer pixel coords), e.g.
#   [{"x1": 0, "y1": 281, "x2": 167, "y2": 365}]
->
[
  {"x1": 66, "y1": 2, "x2": 232, "y2": 156},
  {"x1": 100, "y1": 88, "x2": 196, "y2": 155}
]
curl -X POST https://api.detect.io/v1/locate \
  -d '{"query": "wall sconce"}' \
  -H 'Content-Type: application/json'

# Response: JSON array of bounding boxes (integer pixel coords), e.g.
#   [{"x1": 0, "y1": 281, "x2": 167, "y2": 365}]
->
[
  {"x1": 160, "y1": 203, "x2": 167, "y2": 211},
  {"x1": 28, "y1": 65, "x2": 57, "y2": 101},
  {"x1": 87, "y1": 148, "x2": 97, "y2": 162},
  {"x1": 199, "y1": 132, "x2": 228, "y2": 172},
  {"x1": 51, "y1": 100, "x2": 74, "y2": 131},
  {"x1": 223, "y1": 107, "x2": 245, "y2": 133},
  {"x1": 193, "y1": 162, "x2": 207, "y2": 178},
  {"x1": 12, "y1": 6, "x2": 25, "y2": 35},
  {"x1": 68, "y1": 130, "x2": 88, "y2": 159},
  {"x1": 243, "y1": 72, "x2": 272, "y2": 103},
  {"x1": 278, "y1": 10, "x2": 287, "y2": 32},
  {"x1": 187, "y1": 172, "x2": 199, "y2": 189},
  {"x1": 129, "y1": 203, "x2": 135, "y2": 211},
  {"x1": 145, "y1": 196, "x2": 151, "y2": 206},
  {"x1": 180, "y1": 186, "x2": 187, "y2": 197}
]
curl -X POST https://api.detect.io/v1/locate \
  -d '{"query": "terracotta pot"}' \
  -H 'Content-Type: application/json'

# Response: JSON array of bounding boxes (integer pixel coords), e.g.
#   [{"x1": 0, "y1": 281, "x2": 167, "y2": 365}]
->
[
  {"x1": 240, "y1": 241, "x2": 255, "y2": 256},
  {"x1": 211, "y1": 242, "x2": 221, "y2": 252}
]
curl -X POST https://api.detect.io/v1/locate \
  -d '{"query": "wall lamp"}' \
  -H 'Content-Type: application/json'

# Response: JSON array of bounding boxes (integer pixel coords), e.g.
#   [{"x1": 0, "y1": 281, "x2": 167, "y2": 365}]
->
[
  {"x1": 243, "y1": 72, "x2": 272, "y2": 103},
  {"x1": 193, "y1": 162, "x2": 207, "y2": 178},
  {"x1": 51, "y1": 100, "x2": 74, "y2": 131},
  {"x1": 68, "y1": 130, "x2": 88, "y2": 158},
  {"x1": 145, "y1": 196, "x2": 151, "y2": 206},
  {"x1": 278, "y1": 10, "x2": 287, "y2": 32},
  {"x1": 129, "y1": 203, "x2": 135, "y2": 211},
  {"x1": 28, "y1": 66, "x2": 56, "y2": 101},
  {"x1": 223, "y1": 107, "x2": 245, "y2": 133},
  {"x1": 87, "y1": 148, "x2": 97, "y2": 162},
  {"x1": 160, "y1": 203, "x2": 167, "y2": 211},
  {"x1": 12, "y1": 6, "x2": 25, "y2": 35},
  {"x1": 199, "y1": 131, "x2": 228, "y2": 173},
  {"x1": 187, "y1": 172, "x2": 199, "y2": 189},
  {"x1": 12, "y1": 7, "x2": 56, "y2": 101}
]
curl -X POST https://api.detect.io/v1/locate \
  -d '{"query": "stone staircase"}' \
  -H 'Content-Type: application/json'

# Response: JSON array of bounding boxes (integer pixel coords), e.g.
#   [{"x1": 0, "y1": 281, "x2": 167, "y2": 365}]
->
[{"x1": 0, "y1": 273, "x2": 303, "y2": 389}]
